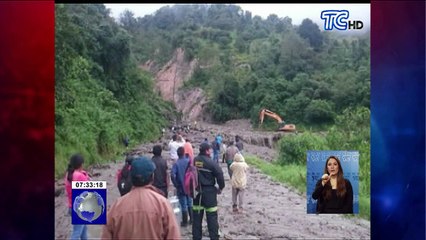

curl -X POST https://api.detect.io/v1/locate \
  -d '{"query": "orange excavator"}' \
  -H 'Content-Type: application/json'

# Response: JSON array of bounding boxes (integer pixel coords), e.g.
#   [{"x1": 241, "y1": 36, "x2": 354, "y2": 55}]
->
[{"x1": 259, "y1": 108, "x2": 296, "y2": 132}]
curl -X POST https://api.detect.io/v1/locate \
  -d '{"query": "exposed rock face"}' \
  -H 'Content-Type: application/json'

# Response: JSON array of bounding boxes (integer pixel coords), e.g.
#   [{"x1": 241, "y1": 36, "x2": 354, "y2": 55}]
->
[
  {"x1": 174, "y1": 87, "x2": 207, "y2": 122},
  {"x1": 141, "y1": 48, "x2": 208, "y2": 122},
  {"x1": 154, "y1": 48, "x2": 198, "y2": 102}
]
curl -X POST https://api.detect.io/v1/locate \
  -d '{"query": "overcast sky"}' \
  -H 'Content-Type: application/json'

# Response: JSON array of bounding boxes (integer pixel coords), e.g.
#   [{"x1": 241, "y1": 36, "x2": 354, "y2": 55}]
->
[{"x1": 104, "y1": 3, "x2": 370, "y2": 28}]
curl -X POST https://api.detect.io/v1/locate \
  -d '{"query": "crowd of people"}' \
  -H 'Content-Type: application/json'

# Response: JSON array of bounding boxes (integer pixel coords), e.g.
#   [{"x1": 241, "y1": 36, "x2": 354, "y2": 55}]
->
[
  {"x1": 65, "y1": 130, "x2": 247, "y2": 240},
  {"x1": 64, "y1": 131, "x2": 355, "y2": 239}
]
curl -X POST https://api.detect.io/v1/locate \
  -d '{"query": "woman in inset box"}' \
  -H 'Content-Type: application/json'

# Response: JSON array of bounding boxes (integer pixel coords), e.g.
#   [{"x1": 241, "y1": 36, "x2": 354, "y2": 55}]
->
[{"x1": 312, "y1": 156, "x2": 354, "y2": 213}]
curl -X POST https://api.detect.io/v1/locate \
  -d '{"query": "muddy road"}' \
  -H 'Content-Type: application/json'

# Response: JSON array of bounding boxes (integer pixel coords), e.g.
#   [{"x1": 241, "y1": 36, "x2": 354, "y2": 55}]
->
[{"x1": 55, "y1": 120, "x2": 370, "y2": 239}]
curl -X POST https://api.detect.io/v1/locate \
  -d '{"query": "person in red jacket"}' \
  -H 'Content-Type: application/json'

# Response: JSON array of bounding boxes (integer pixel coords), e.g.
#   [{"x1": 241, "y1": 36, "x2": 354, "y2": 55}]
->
[
  {"x1": 183, "y1": 138, "x2": 194, "y2": 163},
  {"x1": 64, "y1": 153, "x2": 90, "y2": 240}
]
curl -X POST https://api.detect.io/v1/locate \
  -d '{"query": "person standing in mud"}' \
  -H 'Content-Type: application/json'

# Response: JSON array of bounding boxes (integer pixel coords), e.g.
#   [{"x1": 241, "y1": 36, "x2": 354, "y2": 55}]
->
[
  {"x1": 312, "y1": 156, "x2": 354, "y2": 214},
  {"x1": 192, "y1": 143, "x2": 225, "y2": 240},
  {"x1": 224, "y1": 141, "x2": 239, "y2": 178},
  {"x1": 235, "y1": 135, "x2": 244, "y2": 154},
  {"x1": 230, "y1": 153, "x2": 249, "y2": 213},
  {"x1": 169, "y1": 134, "x2": 184, "y2": 163},
  {"x1": 65, "y1": 153, "x2": 90, "y2": 240},
  {"x1": 101, "y1": 157, "x2": 181, "y2": 239},
  {"x1": 211, "y1": 135, "x2": 222, "y2": 164},
  {"x1": 171, "y1": 147, "x2": 193, "y2": 227},
  {"x1": 151, "y1": 145, "x2": 169, "y2": 198},
  {"x1": 184, "y1": 138, "x2": 194, "y2": 163}
]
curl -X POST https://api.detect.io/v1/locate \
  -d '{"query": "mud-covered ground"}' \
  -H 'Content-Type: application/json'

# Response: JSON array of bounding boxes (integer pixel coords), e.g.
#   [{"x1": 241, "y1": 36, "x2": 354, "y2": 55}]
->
[{"x1": 55, "y1": 120, "x2": 370, "y2": 239}]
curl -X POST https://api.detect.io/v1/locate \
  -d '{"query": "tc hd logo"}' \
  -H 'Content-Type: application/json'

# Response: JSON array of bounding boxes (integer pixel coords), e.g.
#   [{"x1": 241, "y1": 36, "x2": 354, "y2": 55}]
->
[{"x1": 321, "y1": 10, "x2": 363, "y2": 30}]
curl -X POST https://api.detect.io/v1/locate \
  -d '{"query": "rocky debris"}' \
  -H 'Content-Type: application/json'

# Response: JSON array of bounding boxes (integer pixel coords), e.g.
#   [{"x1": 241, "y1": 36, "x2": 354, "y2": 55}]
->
[
  {"x1": 142, "y1": 48, "x2": 211, "y2": 122},
  {"x1": 154, "y1": 48, "x2": 198, "y2": 103}
]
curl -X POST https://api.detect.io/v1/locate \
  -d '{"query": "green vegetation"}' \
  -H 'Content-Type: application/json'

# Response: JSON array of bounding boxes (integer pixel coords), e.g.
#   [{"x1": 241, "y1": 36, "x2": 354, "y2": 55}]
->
[
  {"x1": 118, "y1": 4, "x2": 370, "y2": 126},
  {"x1": 245, "y1": 155, "x2": 306, "y2": 194},
  {"x1": 55, "y1": 4, "x2": 172, "y2": 178}
]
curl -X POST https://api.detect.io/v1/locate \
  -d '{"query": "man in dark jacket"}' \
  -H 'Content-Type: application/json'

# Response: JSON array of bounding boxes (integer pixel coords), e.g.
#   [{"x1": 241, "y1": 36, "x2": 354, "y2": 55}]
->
[
  {"x1": 192, "y1": 143, "x2": 225, "y2": 240},
  {"x1": 151, "y1": 145, "x2": 169, "y2": 198}
]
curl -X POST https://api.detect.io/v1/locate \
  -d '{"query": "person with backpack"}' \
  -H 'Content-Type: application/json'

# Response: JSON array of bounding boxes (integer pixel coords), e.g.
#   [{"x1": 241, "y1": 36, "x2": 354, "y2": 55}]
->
[
  {"x1": 224, "y1": 141, "x2": 239, "y2": 178},
  {"x1": 192, "y1": 143, "x2": 225, "y2": 240},
  {"x1": 151, "y1": 145, "x2": 169, "y2": 198},
  {"x1": 102, "y1": 157, "x2": 181, "y2": 239},
  {"x1": 64, "y1": 153, "x2": 90, "y2": 240},
  {"x1": 116, "y1": 154, "x2": 136, "y2": 196},
  {"x1": 171, "y1": 147, "x2": 193, "y2": 227},
  {"x1": 229, "y1": 153, "x2": 249, "y2": 213}
]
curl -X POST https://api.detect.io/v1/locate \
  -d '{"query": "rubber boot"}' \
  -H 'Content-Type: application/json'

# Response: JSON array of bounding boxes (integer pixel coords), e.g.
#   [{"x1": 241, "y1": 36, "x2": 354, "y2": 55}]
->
[
  {"x1": 181, "y1": 211, "x2": 188, "y2": 227},
  {"x1": 188, "y1": 207, "x2": 193, "y2": 224}
]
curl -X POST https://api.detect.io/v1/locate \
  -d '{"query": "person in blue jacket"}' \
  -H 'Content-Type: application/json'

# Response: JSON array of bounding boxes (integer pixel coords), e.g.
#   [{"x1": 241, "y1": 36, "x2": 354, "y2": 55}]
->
[{"x1": 171, "y1": 147, "x2": 193, "y2": 226}]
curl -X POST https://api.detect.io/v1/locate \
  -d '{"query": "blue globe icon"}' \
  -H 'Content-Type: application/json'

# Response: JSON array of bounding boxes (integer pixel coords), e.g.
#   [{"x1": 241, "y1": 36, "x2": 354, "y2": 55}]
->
[{"x1": 73, "y1": 191, "x2": 105, "y2": 222}]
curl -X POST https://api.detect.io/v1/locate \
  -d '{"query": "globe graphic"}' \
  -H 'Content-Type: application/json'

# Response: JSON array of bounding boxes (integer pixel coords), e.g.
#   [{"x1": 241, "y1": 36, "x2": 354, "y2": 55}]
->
[{"x1": 73, "y1": 191, "x2": 105, "y2": 222}]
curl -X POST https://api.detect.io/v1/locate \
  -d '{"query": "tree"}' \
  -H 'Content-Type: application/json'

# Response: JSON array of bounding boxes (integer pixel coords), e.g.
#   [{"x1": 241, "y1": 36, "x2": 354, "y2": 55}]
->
[
  {"x1": 278, "y1": 31, "x2": 313, "y2": 80},
  {"x1": 304, "y1": 100, "x2": 335, "y2": 124},
  {"x1": 119, "y1": 10, "x2": 138, "y2": 33},
  {"x1": 297, "y1": 18, "x2": 323, "y2": 51}
]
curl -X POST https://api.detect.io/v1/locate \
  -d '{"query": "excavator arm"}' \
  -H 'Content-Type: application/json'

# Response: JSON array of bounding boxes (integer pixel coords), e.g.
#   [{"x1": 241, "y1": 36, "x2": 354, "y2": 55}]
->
[
  {"x1": 259, "y1": 109, "x2": 284, "y2": 125},
  {"x1": 259, "y1": 108, "x2": 296, "y2": 132}
]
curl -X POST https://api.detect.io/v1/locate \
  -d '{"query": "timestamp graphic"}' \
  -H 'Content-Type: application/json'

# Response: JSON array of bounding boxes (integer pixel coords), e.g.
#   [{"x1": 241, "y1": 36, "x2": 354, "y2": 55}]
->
[{"x1": 71, "y1": 181, "x2": 107, "y2": 225}]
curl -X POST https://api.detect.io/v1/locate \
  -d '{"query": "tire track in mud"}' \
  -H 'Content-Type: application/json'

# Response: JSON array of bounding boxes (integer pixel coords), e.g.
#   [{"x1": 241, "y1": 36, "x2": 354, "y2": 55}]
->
[{"x1": 55, "y1": 121, "x2": 370, "y2": 239}]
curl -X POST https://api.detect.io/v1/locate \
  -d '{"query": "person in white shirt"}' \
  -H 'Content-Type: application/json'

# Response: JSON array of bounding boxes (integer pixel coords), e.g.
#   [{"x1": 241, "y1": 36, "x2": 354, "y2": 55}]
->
[{"x1": 169, "y1": 134, "x2": 185, "y2": 162}]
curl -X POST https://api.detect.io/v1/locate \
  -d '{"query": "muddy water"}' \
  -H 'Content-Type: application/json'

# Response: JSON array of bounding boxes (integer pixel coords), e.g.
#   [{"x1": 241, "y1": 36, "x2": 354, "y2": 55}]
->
[{"x1": 55, "y1": 121, "x2": 370, "y2": 239}]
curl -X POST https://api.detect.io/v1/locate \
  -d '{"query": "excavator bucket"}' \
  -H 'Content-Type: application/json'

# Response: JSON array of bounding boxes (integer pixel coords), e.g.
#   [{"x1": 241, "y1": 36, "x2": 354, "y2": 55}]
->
[{"x1": 278, "y1": 124, "x2": 297, "y2": 132}]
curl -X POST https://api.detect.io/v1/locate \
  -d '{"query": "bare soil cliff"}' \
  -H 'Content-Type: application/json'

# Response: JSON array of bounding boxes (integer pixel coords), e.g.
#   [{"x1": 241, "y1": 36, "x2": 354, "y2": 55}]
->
[{"x1": 141, "y1": 48, "x2": 206, "y2": 122}]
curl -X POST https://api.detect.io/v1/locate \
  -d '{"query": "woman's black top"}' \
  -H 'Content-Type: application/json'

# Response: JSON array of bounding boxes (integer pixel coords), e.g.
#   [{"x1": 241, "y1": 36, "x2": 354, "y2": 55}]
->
[{"x1": 312, "y1": 178, "x2": 353, "y2": 214}]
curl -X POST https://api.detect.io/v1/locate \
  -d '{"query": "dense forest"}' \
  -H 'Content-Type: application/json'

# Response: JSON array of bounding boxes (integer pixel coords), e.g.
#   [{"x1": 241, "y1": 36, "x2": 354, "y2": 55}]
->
[
  {"x1": 55, "y1": 4, "x2": 174, "y2": 175},
  {"x1": 117, "y1": 4, "x2": 370, "y2": 125},
  {"x1": 55, "y1": 3, "x2": 370, "y2": 201}
]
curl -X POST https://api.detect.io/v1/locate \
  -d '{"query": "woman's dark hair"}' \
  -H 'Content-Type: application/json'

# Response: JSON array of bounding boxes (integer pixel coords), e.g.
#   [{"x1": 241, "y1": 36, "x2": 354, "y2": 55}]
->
[
  {"x1": 323, "y1": 156, "x2": 346, "y2": 199},
  {"x1": 153, "y1": 145, "x2": 162, "y2": 156},
  {"x1": 67, "y1": 154, "x2": 85, "y2": 182}
]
